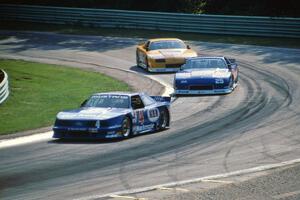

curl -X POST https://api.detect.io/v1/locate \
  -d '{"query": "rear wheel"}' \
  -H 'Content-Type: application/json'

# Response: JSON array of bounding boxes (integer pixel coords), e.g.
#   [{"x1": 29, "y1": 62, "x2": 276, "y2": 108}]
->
[
  {"x1": 158, "y1": 108, "x2": 169, "y2": 130},
  {"x1": 145, "y1": 56, "x2": 150, "y2": 72},
  {"x1": 235, "y1": 73, "x2": 239, "y2": 83},
  {"x1": 136, "y1": 51, "x2": 141, "y2": 67},
  {"x1": 121, "y1": 117, "x2": 132, "y2": 138}
]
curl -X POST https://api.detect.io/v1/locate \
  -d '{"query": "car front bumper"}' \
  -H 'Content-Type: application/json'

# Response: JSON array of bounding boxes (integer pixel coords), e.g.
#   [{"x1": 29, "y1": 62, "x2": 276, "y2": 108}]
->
[
  {"x1": 175, "y1": 83, "x2": 237, "y2": 95},
  {"x1": 148, "y1": 67, "x2": 179, "y2": 73},
  {"x1": 52, "y1": 126, "x2": 124, "y2": 139},
  {"x1": 175, "y1": 88, "x2": 233, "y2": 95}
]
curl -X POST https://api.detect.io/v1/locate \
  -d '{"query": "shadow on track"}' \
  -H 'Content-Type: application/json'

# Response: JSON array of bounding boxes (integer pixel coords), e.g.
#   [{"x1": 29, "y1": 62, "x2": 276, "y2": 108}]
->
[{"x1": 48, "y1": 138, "x2": 123, "y2": 144}]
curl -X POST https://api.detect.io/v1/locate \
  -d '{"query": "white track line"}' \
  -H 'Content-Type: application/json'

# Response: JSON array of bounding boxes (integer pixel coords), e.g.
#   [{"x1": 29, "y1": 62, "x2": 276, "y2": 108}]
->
[
  {"x1": 156, "y1": 186, "x2": 190, "y2": 192},
  {"x1": 75, "y1": 158, "x2": 300, "y2": 200},
  {"x1": 109, "y1": 194, "x2": 147, "y2": 200},
  {"x1": 201, "y1": 179, "x2": 233, "y2": 184},
  {"x1": 0, "y1": 131, "x2": 52, "y2": 149}
]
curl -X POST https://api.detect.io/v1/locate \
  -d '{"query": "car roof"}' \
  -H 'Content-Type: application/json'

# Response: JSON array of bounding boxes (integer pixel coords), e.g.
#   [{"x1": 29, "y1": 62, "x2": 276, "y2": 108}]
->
[
  {"x1": 186, "y1": 56, "x2": 225, "y2": 61},
  {"x1": 148, "y1": 38, "x2": 183, "y2": 43},
  {"x1": 92, "y1": 91, "x2": 142, "y2": 97}
]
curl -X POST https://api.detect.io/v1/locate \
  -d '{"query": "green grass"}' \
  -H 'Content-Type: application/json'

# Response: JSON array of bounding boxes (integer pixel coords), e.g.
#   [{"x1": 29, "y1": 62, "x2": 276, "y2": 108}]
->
[
  {"x1": 1, "y1": 21, "x2": 300, "y2": 48},
  {"x1": 0, "y1": 59, "x2": 130, "y2": 135}
]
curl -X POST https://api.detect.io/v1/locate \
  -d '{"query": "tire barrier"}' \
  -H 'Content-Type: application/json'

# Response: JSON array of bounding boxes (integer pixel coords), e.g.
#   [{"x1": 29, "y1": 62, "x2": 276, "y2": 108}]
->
[{"x1": 0, "y1": 69, "x2": 9, "y2": 104}]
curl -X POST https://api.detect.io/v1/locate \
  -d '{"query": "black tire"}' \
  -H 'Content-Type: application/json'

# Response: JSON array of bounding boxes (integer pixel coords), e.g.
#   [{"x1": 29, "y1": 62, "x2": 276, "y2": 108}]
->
[
  {"x1": 235, "y1": 74, "x2": 239, "y2": 83},
  {"x1": 145, "y1": 56, "x2": 150, "y2": 72},
  {"x1": 229, "y1": 75, "x2": 234, "y2": 89},
  {"x1": 136, "y1": 51, "x2": 141, "y2": 68},
  {"x1": 158, "y1": 108, "x2": 169, "y2": 130},
  {"x1": 121, "y1": 116, "x2": 132, "y2": 139}
]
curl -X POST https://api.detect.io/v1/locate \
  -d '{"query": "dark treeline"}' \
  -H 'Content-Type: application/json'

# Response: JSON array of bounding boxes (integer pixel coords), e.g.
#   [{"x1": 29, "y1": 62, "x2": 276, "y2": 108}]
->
[{"x1": 1, "y1": 0, "x2": 299, "y2": 17}]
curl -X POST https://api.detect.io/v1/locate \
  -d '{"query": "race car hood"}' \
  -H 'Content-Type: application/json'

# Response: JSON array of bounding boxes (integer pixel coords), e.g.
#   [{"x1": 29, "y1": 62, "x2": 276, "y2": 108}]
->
[
  {"x1": 56, "y1": 107, "x2": 130, "y2": 120},
  {"x1": 148, "y1": 49, "x2": 196, "y2": 59},
  {"x1": 176, "y1": 68, "x2": 231, "y2": 79}
]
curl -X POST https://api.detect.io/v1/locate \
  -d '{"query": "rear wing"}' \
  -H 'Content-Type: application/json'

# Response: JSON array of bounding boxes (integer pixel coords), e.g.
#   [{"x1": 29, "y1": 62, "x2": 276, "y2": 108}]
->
[{"x1": 151, "y1": 96, "x2": 171, "y2": 103}]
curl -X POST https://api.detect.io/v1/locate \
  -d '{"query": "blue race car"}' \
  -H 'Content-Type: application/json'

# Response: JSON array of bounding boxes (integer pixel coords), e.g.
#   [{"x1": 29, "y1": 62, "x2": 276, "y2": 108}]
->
[
  {"x1": 174, "y1": 57, "x2": 239, "y2": 95},
  {"x1": 53, "y1": 92, "x2": 171, "y2": 139}
]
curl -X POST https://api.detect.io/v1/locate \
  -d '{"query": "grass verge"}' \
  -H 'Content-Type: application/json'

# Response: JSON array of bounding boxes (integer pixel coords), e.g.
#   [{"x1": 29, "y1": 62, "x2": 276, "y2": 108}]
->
[
  {"x1": 0, "y1": 59, "x2": 130, "y2": 135},
  {"x1": 1, "y1": 21, "x2": 300, "y2": 48}
]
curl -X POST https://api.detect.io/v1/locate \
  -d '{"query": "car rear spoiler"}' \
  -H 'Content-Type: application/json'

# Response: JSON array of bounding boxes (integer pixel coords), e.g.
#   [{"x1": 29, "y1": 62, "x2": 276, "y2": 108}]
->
[{"x1": 151, "y1": 96, "x2": 171, "y2": 103}]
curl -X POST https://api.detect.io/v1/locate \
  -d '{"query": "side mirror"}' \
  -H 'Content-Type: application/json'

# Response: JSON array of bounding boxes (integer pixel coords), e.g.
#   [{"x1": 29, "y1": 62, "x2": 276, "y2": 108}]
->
[{"x1": 80, "y1": 99, "x2": 87, "y2": 107}]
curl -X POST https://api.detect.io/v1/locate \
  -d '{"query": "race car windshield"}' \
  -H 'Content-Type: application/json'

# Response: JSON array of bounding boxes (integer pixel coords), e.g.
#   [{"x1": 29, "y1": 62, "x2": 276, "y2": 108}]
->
[
  {"x1": 184, "y1": 58, "x2": 227, "y2": 70},
  {"x1": 84, "y1": 95, "x2": 130, "y2": 108},
  {"x1": 149, "y1": 40, "x2": 186, "y2": 50}
]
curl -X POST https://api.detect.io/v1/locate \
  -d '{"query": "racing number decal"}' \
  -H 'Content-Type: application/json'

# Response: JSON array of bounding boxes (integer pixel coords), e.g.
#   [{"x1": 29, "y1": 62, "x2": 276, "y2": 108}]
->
[
  {"x1": 147, "y1": 108, "x2": 160, "y2": 122},
  {"x1": 135, "y1": 110, "x2": 144, "y2": 125}
]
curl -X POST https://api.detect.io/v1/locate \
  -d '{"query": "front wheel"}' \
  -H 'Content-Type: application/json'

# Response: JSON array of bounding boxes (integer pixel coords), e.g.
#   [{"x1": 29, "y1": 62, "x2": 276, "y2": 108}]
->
[
  {"x1": 121, "y1": 116, "x2": 132, "y2": 138},
  {"x1": 158, "y1": 108, "x2": 169, "y2": 130},
  {"x1": 145, "y1": 56, "x2": 150, "y2": 72},
  {"x1": 229, "y1": 76, "x2": 234, "y2": 89}
]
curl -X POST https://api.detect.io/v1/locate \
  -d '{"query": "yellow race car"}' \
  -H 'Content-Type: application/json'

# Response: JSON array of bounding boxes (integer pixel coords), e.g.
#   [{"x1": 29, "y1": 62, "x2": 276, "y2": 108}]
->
[{"x1": 136, "y1": 38, "x2": 198, "y2": 72}]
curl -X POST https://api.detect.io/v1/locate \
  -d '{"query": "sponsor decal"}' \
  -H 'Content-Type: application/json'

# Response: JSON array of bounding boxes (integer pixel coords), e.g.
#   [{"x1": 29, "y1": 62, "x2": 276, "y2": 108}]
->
[
  {"x1": 68, "y1": 127, "x2": 87, "y2": 131},
  {"x1": 105, "y1": 131, "x2": 120, "y2": 138},
  {"x1": 105, "y1": 134, "x2": 120, "y2": 138},
  {"x1": 88, "y1": 128, "x2": 98, "y2": 133},
  {"x1": 147, "y1": 108, "x2": 160, "y2": 122},
  {"x1": 75, "y1": 121, "x2": 83, "y2": 126},
  {"x1": 136, "y1": 124, "x2": 155, "y2": 132},
  {"x1": 95, "y1": 95, "x2": 129, "y2": 99}
]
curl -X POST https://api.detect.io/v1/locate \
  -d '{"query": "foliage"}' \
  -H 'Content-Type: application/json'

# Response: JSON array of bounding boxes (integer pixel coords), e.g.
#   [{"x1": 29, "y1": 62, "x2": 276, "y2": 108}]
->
[{"x1": 0, "y1": 0, "x2": 299, "y2": 17}]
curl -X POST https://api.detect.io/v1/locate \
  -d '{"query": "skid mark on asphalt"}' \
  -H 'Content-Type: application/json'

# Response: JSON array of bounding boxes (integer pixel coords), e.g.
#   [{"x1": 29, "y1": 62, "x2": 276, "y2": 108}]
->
[
  {"x1": 260, "y1": 135, "x2": 282, "y2": 162},
  {"x1": 272, "y1": 190, "x2": 300, "y2": 199},
  {"x1": 166, "y1": 151, "x2": 180, "y2": 187},
  {"x1": 76, "y1": 158, "x2": 300, "y2": 200},
  {"x1": 119, "y1": 161, "x2": 133, "y2": 192}
]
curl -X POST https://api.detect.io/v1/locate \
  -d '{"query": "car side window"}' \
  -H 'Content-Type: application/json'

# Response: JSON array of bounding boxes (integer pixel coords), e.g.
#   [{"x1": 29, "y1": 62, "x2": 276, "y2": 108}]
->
[
  {"x1": 141, "y1": 94, "x2": 155, "y2": 106},
  {"x1": 224, "y1": 57, "x2": 230, "y2": 64},
  {"x1": 131, "y1": 95, "x2": 145, "y2": 110}
]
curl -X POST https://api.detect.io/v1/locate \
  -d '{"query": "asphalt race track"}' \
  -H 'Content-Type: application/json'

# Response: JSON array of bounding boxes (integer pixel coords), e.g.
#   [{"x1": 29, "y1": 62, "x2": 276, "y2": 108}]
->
[{"x1": 0, "y1": 31, "x2": 300, "y2": 200}]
